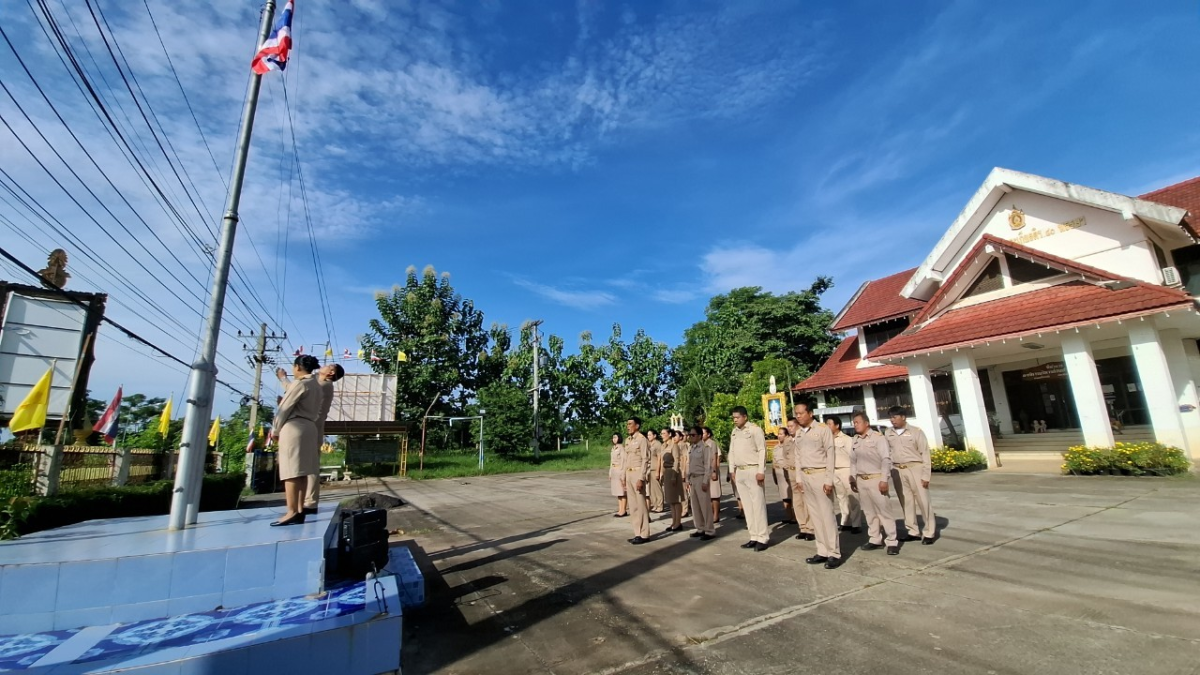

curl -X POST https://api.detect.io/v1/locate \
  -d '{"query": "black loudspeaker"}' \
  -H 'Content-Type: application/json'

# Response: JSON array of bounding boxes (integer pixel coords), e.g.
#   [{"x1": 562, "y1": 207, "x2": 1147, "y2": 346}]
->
[{"x1": 338, "y1": 508, "x2": 389, "y2": 577}]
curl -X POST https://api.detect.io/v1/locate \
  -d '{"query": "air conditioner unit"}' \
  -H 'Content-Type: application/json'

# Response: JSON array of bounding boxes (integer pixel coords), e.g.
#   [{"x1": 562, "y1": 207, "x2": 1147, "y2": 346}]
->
[{"x1": 1161, "y1": 266, "x2": 1181, "y2": 287}]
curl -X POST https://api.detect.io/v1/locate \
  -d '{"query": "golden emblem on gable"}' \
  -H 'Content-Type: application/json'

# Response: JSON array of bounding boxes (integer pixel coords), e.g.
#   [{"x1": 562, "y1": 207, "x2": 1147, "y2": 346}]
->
[{"x1": 1008, "y1": 207, "x2": 1026, "y2": 231}]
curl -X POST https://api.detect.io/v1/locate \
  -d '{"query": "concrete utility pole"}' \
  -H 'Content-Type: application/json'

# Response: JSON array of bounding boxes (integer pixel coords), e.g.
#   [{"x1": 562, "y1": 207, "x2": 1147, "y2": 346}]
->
[
  {"x1": 169, "y1": 1, "x2": 277, "y2": 530},
  {"x1": 241, "y1": 323, "x2": 284, "y2": 489},
  {"x1": 530, "y1": 319, "x2": 543, "y2": 459}
]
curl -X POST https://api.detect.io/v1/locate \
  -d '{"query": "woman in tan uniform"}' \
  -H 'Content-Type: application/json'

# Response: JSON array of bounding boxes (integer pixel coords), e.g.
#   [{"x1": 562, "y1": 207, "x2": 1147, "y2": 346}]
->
[
  {"x1": 658, "y1": 433, "x2": 685, "y2": 531},
  {"x1": 610, "y1": 433, "x2": 627, "y2": 517},
  {"x1": 272, "y1": 355, "x2": 323, "y2": 526},
  {"x1": 702, "y1": 427, "x2": 724, "y2": 523},
  {"x1": 646, "y1": 429, "x2": 665, "y2": 513}
]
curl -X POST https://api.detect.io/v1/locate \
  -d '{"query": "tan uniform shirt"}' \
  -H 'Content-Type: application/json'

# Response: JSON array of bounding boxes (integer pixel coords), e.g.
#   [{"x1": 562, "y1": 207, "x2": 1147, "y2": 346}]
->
[
  {"x1": 622, "y1": 432, "x2": 651, "y2": 484},
  {"x1": 657, "y1": 440, "x2": 673, "y2": 476},
  {"x1": 677, "y1": 440, "x2": 691, "y2": 475},
  {"x1": 688, "y1": 440, "x2": 716, "y2": 478},
  {"x1": 885, "y1": 425, "x2": 931, "y2": 481},
  {"x1": 273, "y1": 373, "x2": 322, "y2": 429},
  {"x1": 851, "y1": 429, "x2": 892, "y2": 476},
  {"x1": 794, "y1": 421, "x2": 835, "y2": 486},
  {"x1": 832, "y1": 431, "x2": 853, "y2": 469},
  {"x1": 650, "y1": 439, "x2": 663, "y2": 467},
  {"x1": 317, "y1": 380, "x2": 334, "y2": 439},
  {"x1": 773, "y1": 436, "x2": 795, "y2": 470},
  {"x1": 728, "y1": 422, "x2": 766, "y2": 473}
]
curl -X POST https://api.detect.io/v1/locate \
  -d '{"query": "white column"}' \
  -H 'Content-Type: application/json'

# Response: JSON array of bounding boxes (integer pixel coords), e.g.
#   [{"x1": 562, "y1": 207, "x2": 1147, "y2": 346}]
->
[
  {"x1": 906, "y1": 361, "x2": 944, "y2": 447},
  {"x1": 1061, "y1": 334, "x2": 1115, "y2": 448},
  {"x1": 951, "y1": 354, "x2": 997, "y2": 466},
  {"x1": 986, "y1": 367, "x2": 1016, "y2": 435},
  {"x1": 1129, "y1": 324, "x2": 1188, "y2": 451},
  {"x1": 1176, "y1": 336, "x2": 1200, "y2": 460},
  {"x1": 815, "y1": 391, "x2": 827, "y2": 408},
  {"x1": 857, "y1": 330, "x2": 868, "y2": 359},
  {"x1": 862, "y1": 383, "x2": 878, "y2": 424}
]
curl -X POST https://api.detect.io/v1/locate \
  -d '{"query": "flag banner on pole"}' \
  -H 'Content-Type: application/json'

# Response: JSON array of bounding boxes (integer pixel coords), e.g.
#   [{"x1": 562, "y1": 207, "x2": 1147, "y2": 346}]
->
[
  {"x1": 324, "y1": 345, "x2": 333, "y2": 358},
  {"x1": 251, "y1": 0, "x2": 294, "y2": 74},
  {"x1": 92, "y1": 387, "x2": 123, "y2": 444},
  {"x1": 158, "y1": 398, "x2": 173, "y2": 438},
  {"x1": 8, "y1": 364, "x2": 54, "y2": 433},
  {"x1": 208, "y1": 417, "x2": 221, "y2": 447},
  {"x1": 357, "y1": 348, "x2": 365, "y2": 360},
  {"x1": 265, "y1": 427, "x2": 275, "y2": 449},
  {"x1": 397, "y1": 351, "x2": 407, "y2": 362},
  {"x1": 370, "y1": 351, "x2": 381, "y2": 362},
  {"x1": 293, "y1": 345, "x2": 304, "y2": 356},
  {"x1": 342, "y1": 349, "x2": 353, "y2": 359},
  {"x1": 245, "y1": 434, "x2": 255, "y2": 454}
]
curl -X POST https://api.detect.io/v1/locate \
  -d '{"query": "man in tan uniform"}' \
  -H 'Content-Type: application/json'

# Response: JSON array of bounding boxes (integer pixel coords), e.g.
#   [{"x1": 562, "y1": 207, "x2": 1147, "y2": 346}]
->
[
  {"x1": 622, "y1": 416, "x2": 652, "y2": 544},
  {"x1": 786, "y1": 418, "x2": 815, "y2": 541},
  {"x1": 791, "y1": 402, "x2": 842, "y2": 568},
  {"x1": 825, "y1": 415, "x2": 861, "y2": 534},
  {"x1": 885, "y1": 406, "x2": 936, "y2": 544},
  {"x1": 850, "y1": 412, "x2": 899, "y2": 555},
  {"x1": 771, "y1": 426, "x2": 796, "y2": 524},
  {"x1": 729, "y1": 406, "x2": 769, "y2": 551},
  {"x1": 686, "y1": 427, "x2": 718, "y2": 540},
  {"x1": 647, "y1": 429, "x2": 665, "y2": 513},
  {"x1": 278, "y1": 363, "x2": 344, "y2": 515}
]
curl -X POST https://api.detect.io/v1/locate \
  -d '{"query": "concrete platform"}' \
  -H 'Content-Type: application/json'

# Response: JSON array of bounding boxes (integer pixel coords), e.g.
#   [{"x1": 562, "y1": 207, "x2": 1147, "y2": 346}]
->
[{"x1": 366, "y1": 468, "x2": 1200, "y2": 675}]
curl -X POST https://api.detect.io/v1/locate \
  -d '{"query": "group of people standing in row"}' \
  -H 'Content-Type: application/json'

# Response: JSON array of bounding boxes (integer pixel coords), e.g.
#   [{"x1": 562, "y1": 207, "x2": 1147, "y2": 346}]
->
[{"x1": 607, "y1": 403, "x2": 937, "y2": 570}]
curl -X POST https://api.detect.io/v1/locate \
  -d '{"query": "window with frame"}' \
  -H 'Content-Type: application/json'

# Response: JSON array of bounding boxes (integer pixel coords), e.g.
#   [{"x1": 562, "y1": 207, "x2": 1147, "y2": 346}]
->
[
  {"x1": 1006, "y1": 254, "x2": 1057, "y2": 284},
  {"x1": 964, "y1": 258, "x2": 1004, "y2": 297}
]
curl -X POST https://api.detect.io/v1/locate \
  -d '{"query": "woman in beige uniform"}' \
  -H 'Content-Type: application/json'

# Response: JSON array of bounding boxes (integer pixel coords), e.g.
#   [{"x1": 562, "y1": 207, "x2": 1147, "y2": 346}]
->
[
  {"x1": 702, "y1": 427, "x2": 724, "y2": 523},
  {"x1": 658, "y1": 433, "x2": 685, "y2": 531},
  {"x1": 610, "y1": 433, "x2": 627, "y2": 517},
  {"x1": 272, "y1": 355, "x2": 323, "y2": 526},
  {"x1": 646, "y1": 429, "x2": 665, "y2": 513}
]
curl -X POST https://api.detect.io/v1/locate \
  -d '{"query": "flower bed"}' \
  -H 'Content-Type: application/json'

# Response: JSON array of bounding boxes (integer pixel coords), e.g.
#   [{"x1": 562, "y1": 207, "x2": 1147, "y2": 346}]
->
[
  {"x1": 1061, "y1": 442, "x2": 1190, "y2": 476},
  {"x1": 931, "y1": 447, "x2": 988, "y2": 472}
]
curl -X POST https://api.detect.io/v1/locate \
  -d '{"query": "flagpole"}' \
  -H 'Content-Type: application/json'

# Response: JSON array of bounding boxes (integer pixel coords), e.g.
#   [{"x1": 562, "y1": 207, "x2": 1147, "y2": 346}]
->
[{"x1": 170, "y1": 0, "x2": 278, "y2": 530}]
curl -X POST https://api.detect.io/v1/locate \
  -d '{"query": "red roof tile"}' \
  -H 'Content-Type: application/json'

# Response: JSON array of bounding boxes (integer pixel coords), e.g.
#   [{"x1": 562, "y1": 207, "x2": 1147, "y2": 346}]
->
[
  {"x1": 794, "y1": 335, "x2": 911, "y2": 392},
  {"x1": 830, "y1": 268, "x2": 926, "y2": 331},
  {"x1": 870, "y1": 281, "x2": 1193, "y2": 359},
  {"x1": 1140, "y1": 175, "x2": 1200, "y2": 239}
]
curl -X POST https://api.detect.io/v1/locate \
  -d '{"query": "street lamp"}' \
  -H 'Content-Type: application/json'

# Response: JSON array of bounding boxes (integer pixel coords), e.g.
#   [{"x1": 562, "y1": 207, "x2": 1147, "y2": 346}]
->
[{"x1": 478, "y1": 409, "x2": 486, "y2": 471}]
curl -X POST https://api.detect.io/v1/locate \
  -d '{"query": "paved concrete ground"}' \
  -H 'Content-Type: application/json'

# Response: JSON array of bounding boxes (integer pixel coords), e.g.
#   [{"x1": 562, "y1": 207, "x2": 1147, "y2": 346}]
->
[{"x1": 308, "y1": 470, "x2": 1200, "y2": 675}]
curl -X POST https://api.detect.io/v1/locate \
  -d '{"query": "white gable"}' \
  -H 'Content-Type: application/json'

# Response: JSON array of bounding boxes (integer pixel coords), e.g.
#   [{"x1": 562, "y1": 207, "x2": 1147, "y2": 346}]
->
[{"x1": 903, "y1": 168, "x2": 1192, "y2": 301}]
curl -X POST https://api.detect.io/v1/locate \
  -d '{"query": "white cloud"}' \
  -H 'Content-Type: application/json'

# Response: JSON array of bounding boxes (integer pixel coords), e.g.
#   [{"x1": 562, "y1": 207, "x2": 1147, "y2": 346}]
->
[{"x1": 512, "y1": 279, "x2": 615, "y2": 310}]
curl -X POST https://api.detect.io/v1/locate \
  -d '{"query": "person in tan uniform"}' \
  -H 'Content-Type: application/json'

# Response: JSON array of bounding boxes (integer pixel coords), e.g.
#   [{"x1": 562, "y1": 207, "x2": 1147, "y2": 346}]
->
[
  {"x1": 785, "y1": 418, "x2": 815, "y2": 540},
  {"x1": 277, "y1": 363, "x2": 345, "y2": 515},
  {"x1": 825, "y1": 415, "x2": 862, "y2": 534},
  {"x1": 686, "y1": 427, "x2": 717, "y2": 540},
  {"x1": 791, "y1": 402, "x2": 842, "y2": 568},
  {"x1": 658, "y1": 432, "x2": 685, "y2": 532},
  {"x1": 676, "y1": 429, "x2": 692, "y2": 518},
  {"x1": 271, "y1": 355, "x2": 324, "y2": 526},
  {"x1": 729, "y1": 406, "x2": 769, "y2": 551},
  {"x1": 771, "y1": 426, "x2": 796, "y2": 524},
  {"x1": 849, "y1": 412, "x2": 899, "y2": 555},
  {"x1": 885, "y1": 406, "x2": 937, "y2": 544},
  {"x1": 647, "y1": 429, "x2": 665, "y2": 513},
  {"x1": 702, "y1": 427, "x2": 723, "y2": 523},
  {"x1": 609, "y1": 433, "x2": 627, "y2": 517},
  {"x1": 622, "y1": 416, "x2": 652, "y2": 544}
]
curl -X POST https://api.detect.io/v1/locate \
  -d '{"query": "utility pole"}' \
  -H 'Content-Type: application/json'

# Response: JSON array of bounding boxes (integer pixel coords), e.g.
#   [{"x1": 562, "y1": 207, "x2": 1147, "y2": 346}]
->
[
  {"x1": 530, "y1": 319, "x2": 543, "y2": 459},
  {"x1": 169, "y1": 1, "x2": 277, "y2": 530},
  {"x1": 240, "y1": 323, "x2": 284, "y2": 490}
]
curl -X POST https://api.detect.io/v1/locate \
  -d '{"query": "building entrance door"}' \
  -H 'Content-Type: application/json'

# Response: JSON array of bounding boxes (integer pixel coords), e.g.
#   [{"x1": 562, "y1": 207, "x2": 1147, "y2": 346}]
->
[{"x1": 1002, "y1": 362, "x2": 1078, "y2": 432}]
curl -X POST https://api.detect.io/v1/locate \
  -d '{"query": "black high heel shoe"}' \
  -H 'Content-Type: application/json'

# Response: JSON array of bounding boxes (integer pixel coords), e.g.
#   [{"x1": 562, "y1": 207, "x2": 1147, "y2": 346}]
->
[{"x1": 270, "y1": 513, "x2": 307, "y2": 527}]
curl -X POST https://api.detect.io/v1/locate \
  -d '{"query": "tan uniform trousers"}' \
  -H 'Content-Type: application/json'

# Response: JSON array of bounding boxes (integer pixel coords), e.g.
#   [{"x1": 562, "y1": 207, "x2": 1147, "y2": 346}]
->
[
  {"x1": 856, "y1": 473, "x2": 897, "y2": 546},
  {"x1": 304, "y1": 474, "x2": 321, "y2": 510},
  {"x1": 833, "y1": 467, "x2": 862, "y2": 528},
  {"x1": 793, "y1": 479, "x2": 813, "y2": 534},
  {"x1": 626, "y1": 479, "x2": 650, "y2": 538},
  {"x1": 772, "y1": 466, "x2": 792, "y2": 503},
  {"x1": 688, "y1": 475, "x2": 714, "y2": 535},
  {"x1": 650, "y1": 473, "x2": 665, "y2": 511},
  {"x1": 800, "y1": 469, "x2": 841, "y2": 559},
  {"x1": 892, "y1": 464, "x2": 936, "y2": 539},
  {"x1": 733, "y1": 468, "x2": 768, "y2": 544}
]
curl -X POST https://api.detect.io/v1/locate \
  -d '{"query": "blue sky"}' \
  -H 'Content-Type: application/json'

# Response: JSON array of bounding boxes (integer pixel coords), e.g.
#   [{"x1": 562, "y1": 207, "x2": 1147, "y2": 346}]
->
[{"x1": 1, "y1": 0, "x2": 1198, "y2": 417}]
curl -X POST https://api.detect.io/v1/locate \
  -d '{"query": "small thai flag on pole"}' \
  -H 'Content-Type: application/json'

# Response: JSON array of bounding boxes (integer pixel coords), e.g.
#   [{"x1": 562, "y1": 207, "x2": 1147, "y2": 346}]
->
[
  {"x1": 251, "y1": 0, "x2": 294, "y2": 75},
  {"x1": 92, "y1": 387, "x2": 123, "y2": 445}
]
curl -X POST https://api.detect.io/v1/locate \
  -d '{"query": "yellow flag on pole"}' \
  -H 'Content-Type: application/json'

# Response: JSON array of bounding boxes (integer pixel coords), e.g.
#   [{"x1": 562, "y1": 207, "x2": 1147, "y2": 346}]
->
[
  {"x1": 397, "y1": 351, "x2": 407, "y2": 362},
  {"x1": 8, "y1": 364, "x2": 53, "y2": 433},
  {"x1": 208, "y1": 416, "x2": 221, "y2": 446},
  {"x1": 158, "y1": 398, "x2": 173, "y2": 438}
]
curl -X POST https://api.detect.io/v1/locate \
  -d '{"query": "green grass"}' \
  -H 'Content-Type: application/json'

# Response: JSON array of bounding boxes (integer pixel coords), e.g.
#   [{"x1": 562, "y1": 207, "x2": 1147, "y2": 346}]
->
[{"x1": 401, "y1": 442, "x2": 611, "y2": 480}]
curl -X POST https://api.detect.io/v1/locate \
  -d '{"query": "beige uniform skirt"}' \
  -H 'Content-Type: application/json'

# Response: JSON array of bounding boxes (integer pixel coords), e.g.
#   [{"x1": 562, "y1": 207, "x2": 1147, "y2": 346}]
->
[
  {"x1": 662, "y1": 467, "x2": 684, "y2": 504},
  {"x1": 278, "y1": 417, "x2": 320, "y2": 480}
]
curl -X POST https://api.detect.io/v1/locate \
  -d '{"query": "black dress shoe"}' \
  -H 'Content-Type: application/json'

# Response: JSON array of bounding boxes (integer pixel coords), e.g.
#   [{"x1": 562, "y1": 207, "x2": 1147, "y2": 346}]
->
[
  {"x1": 754, "y1": 542, "x2": 769, "y2": 552},
  {"x1": 699, "y1": 533, "x2": 715, "y2": 541},
  {"x1": 860, "y1": 542, "x2": 883, "y2": 551},
  {"x1": 270, "y1": 513, "x2": 306, "y2": 527},
  {"x1": 740, "y1": 540, "x2": 757, "y2": 549},
  {"x1": 795, "y1": 532, "x2": 815, "y2": 541},
  {"x1": 824, "y1": 557, "x2": 844, "y2": 569},
  {"x1": 921, "y1": 537, "x2": 935, "y2": 545},
  {"x1": 805, "y1": 555, "x2": 829, "y2": 565},
  {"x1": 886, "y1": 546, "x2": 900, "y2": 555},
  {"x1": 690, "y1": 531, "x2": 704, "y2": 538},
  {"x1": 613, "y1": 513, "x2": 628, "y2": 518},
  {"x1": 302, "y1": 507, "x2": 318, "y2": 515},
  {"x1": 629, "y1": 536, "x2": 648, "y2": 545}
]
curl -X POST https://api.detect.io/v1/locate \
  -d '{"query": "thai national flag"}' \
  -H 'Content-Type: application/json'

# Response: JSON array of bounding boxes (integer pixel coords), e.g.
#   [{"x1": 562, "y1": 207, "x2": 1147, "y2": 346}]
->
[
  {"x1": 251, "y1": 0, "x2": 294, "y2": 74},
  {"x1": 92, "y1": 387, "x2": 123, "y2": 444}
]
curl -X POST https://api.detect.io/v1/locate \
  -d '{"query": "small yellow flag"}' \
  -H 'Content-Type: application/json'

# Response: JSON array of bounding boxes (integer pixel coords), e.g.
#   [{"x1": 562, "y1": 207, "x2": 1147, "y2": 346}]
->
[
  {"x1": 397, "y1": 351, "x2": 408, "y2": 362},
  {"x1": 9, "y1": 365, "x2": 53, "y2": 433},
  {"x1": 208, "y1": 416, "x2": 221, "y2": 446},
  {"x1": 257, "y1": 424, "x2": 265, "y2": 443},
  {"x1": 158, "y1": 398, "x2": 173, "y2": 438},
  {"x1": 357, "y1": 348, "x2": 365, "y2": 360},
  {"x1": 324, "y1": 345, "x2": 333, "y2": 358}
]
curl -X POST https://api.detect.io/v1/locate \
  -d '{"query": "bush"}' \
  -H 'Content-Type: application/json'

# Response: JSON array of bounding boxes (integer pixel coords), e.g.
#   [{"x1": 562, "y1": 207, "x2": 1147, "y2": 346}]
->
[
  {"x1": 930, "y1": 447, "x2": 988, "y2": 472},
  {"x1": 0, "y1": 463, "x2": 35, "y2": 500},
  {"x1": 1, "y1": 473, "x2": 246, "y2": 539},
  {"x1": 1062, "y1": 442, "x2": 1190, "y2": 476}
]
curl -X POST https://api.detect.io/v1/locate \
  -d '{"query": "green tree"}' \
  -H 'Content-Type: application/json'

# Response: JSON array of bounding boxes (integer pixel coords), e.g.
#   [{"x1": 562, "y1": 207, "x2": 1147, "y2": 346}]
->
[
  {"x1": 361, "y1": 265, "x2": 491, "y2": 425},
  {"x1": 562, "y1": 331, "x2": 604, "y2": 435},
  {"x1": 476, "y1": 381, "x2": 534, "y2": 456},
  {"x1": 599, "y1": 323, "x2": 674, "y2": 423}
]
